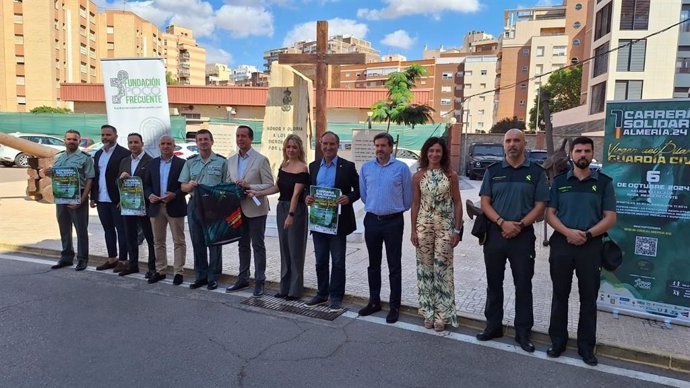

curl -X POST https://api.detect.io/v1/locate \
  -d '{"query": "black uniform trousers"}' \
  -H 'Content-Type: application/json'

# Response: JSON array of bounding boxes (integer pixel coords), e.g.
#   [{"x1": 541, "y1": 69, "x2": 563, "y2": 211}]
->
[
  {"x1": 548, "y1": 232, "x2": 602, "y2": 353},
  {"x1": 483, "y1": 223, "x2": 536, "y2": 337},
  {"x1": 123, "y1": 215, "x2": 156, "y2": 273}
]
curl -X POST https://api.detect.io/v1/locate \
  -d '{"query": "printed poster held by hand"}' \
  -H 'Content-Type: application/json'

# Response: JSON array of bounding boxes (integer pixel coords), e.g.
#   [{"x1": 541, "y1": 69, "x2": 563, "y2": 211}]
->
[
  {"x1": 52, "y1": 167, "x2": 81, "y2": 205},
  {"x1": 118, "y1": 176, "x2": 146, "y2": 216},
  {"x1": 309, "y1": 186, "x2": 341, "y2": 235}
]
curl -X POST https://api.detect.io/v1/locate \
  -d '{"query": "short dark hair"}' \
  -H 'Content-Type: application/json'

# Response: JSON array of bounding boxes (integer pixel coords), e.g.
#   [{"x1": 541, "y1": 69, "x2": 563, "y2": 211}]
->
[
  {"x1": 373, "y1": 132, "x2": 394, "y2": 147},
  {"x1": 65, "y1": 129, "x2": 81, "y2": 137},
  {"x1": 127, "y1": 132, "x2": 143, "y2": 142},
  {"x1": 570, "y1": 136, "x2": 594, "y2": 152},
  {"x1": 101, "y1": 124, "x2": 117, "y2": 134},
  {"x1": 321, "y1": 131, "x2": 340, "y2": 144},
  {"x1": 237, "y1": 125, "x2": 254, "y2": 140},
  {"x1": 196, "y1": 129, "x2": 214, "y2": 142}
]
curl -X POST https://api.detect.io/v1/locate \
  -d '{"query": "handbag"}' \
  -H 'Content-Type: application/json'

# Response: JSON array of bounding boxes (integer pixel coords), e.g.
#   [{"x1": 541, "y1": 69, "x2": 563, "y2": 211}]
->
[
  {"x1": 471, "y1": 213, "x2": 488, "y2": 245},
  {"x1": 601, "y1": 233, "x2": 623, "y2": 271}
]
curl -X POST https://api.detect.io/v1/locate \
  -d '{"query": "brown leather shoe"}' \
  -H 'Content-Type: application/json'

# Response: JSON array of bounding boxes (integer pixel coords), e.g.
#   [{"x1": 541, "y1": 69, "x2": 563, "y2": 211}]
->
[
  {"x1": 96, "y1": 260, "x2": 118, "y2": 271},
  {"x1": 113, "y1": 261, "x2": 128, "y2": 273}
]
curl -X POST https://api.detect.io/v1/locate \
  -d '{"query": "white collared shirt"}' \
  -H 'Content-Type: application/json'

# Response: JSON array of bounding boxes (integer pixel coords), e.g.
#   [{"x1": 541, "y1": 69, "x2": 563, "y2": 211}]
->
[{"x1": 97, "y1": 145, "x2": 115, "y2": 202}]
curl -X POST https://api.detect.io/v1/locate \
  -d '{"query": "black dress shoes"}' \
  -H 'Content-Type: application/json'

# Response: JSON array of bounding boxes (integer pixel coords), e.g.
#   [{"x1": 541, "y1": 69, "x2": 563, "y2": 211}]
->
[
  {"x1": 118, "y1": 267, "x2": 139, "y2": 277},
  {"x1": 358, "y1": 303, "x2": 382, "y2": 316},
  {"x1": 386, "y1": 308, "x2": 399, "y2": 324},
  {"x1": 476, "y1": 328, "x2": 504, "y2": 341},
  {"x1": 207, "y1": 281, "x2": 218, "y2": 290},
  {"x1": 253, "y1": 284, "x2": 264, "y2": 296},
  {"x1": 173, "y1": 274, "x2": 183, "y2": 286},
  {"x1": 74, "y1": 261, "x2": 88, "y2": 271},
  {"x1": 51, "y1": 260, "x2": 73, "y2": 270},
  {"x1": 96, "y1": 261, "x2": 117, "y2": 271},
  {"x1": 578, "y1": 349, "x2": 598, "y2": 366},
  {"x1": 189, "y1": 279, "x2": 208, "y2": 289},
  {"x1": 225, "y1": 281, "x2": 249, "y2": 292},
  {"x1": 148, "y1": 272, "x2": 166, "y2": 284},
  {"x1": 274, "y1": 293, "x2": 287, "y2": 299},
  {"x1": 515, "y1": 336, "x2": 535, "y2": 353},
  {"x1": 144, "y1": 271, "x2": 153, "y2": 279},
  {"x1": 547, "y1": 346, "x2": 565, "y2": 358}
]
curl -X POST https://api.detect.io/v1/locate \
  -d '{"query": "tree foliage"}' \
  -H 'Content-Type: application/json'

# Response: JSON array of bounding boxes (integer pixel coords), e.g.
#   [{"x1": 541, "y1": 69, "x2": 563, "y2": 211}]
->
[
  {"x1": 166, "y1": 71, "x2": 179, "y2": 85},
  {"x1": 30, "y1": 106, "x2": 72, "y2": 113},
  {"x1": 528, "y1": 65, "x2": 582, "y2": 131},
  {"x1": 490, "y1": 116, "x2": 526, "y2": 133},
  {"x1": 371, "y1": 64, "x2": 435, "y2": 132}
]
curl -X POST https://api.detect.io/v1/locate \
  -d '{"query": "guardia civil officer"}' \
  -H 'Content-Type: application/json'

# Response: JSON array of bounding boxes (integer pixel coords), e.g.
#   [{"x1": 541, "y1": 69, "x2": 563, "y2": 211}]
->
[
  {"x1": 477, "y1": 128, "x2": 549, "y2": 353},
  {"x1": 545, "y1": 136, "x2": 616, "y2": 366}
]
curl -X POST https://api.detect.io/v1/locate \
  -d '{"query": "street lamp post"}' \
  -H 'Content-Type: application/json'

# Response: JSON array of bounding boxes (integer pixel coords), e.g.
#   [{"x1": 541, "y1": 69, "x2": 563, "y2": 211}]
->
[{"x1": 367, "y1": 111, "x2": 373, "y2": 130}]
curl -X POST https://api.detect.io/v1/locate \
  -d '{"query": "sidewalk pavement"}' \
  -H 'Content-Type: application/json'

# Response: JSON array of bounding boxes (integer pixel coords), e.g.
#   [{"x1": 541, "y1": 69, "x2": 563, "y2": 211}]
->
[{"x1": 0, "y1": 177, "x2": 688, "y2": 373}]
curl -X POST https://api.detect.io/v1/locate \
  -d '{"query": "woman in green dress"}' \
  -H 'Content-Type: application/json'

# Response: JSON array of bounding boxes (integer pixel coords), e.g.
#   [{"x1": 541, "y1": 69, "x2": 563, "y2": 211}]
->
[{"x1": 410, "y1": 137, "x2": 464, "y2": 331}]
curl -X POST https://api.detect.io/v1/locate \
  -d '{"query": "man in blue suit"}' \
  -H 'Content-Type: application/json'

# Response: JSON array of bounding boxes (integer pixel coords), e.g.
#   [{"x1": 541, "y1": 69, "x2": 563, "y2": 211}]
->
[{"x1": 144, "y1": 135, "x2": 188, "y2": 285}]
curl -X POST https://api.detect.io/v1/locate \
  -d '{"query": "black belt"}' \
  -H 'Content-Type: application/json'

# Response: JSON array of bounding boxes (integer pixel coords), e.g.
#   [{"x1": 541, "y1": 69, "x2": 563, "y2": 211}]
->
[{"x1": 367, "y1": 211, "x2": 403, "y2": 221}]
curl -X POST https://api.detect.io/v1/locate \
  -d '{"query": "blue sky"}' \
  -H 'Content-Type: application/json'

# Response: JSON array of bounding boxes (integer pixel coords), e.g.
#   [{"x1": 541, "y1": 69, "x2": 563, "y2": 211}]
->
[{"x1": 94, "y1": 0, "x2": 559, "y2": 69}]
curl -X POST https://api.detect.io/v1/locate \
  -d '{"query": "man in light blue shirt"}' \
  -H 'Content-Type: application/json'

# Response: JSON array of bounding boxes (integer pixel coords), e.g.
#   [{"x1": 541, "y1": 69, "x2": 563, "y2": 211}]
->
[{"x1": 358, "y1": 132, "x2": 412, "y2": 324}]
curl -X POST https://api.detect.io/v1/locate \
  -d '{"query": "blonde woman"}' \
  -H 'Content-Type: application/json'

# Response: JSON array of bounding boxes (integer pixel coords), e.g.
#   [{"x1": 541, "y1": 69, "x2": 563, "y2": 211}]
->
[{"x1": 248, "y1": 134, "x2": 309, "y2": 300}]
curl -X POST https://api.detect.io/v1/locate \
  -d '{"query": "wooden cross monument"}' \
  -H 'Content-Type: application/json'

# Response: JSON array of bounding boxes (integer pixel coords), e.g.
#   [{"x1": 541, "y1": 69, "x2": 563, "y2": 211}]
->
[{"x1": 278, "y1": 20, "x2": 366, "y2": 159}]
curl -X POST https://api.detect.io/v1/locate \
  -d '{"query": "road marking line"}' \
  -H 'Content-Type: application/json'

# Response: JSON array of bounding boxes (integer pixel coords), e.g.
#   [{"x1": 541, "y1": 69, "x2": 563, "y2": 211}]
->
[
  {"x1": 2, "y1": 252, "x2": 688, "y2": 386},
  {"x1": 343, "y1": 314, "x2": 690, "y2": 387}
]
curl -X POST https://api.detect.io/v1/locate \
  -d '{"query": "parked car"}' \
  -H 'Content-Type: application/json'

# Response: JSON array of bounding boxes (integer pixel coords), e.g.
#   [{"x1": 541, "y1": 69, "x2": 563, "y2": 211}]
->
[
  {"x1": 527, "y1": 149, "x2": 548, "y2": 166},
  {"x1": 395, "y1": 148, "x2": 420, "y2": 170},
  {"x1": 0, "y1": 133, "x2": 65, "y2": 168},
  {"x1": 465, "y1": 142, "x2": 504, "y2": 180},
  {"x1": 79, "y1": 137, "x2": 95, "y2": 149},
  {"x1": 174, "y1": 142, "x2": 199, "y2": 159},
  {"x1": 84, "y1": 141, "x2": 103, "y2": 157}
]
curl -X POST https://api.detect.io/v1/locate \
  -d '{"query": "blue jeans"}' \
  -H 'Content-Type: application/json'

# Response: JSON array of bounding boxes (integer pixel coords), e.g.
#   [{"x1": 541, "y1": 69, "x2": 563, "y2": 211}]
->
[
  {"x1": 312, "y1": 232, "x2": 347, "y2": 303},
  {"x1": 96, "y1": 201, "x2": 127, "y2": 261},
  {"x1": 187, "y1": 199, "x2": 222, "y2": 283}
]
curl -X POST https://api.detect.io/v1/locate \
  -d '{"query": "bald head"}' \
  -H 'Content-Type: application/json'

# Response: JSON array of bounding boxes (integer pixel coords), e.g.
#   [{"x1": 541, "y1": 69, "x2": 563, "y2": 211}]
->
[{"x1": 503, "y1": 128, "x2": 526, "y2": 164}]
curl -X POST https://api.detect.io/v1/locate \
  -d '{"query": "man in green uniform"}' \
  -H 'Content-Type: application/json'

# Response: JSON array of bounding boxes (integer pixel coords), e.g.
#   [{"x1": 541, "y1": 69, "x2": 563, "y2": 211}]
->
[
  {"x1": 545, "y1": 136, "x2": 617, "y2": 366},
  {"x1": 43, "y1": 129, "x2": 95, "y2": 271},
  {"x1": 477, "y1": 128, "x2": 549, "y2": 353},
  {"x1": 179, "y1": 129, "x2": 228, "y2": 290}
]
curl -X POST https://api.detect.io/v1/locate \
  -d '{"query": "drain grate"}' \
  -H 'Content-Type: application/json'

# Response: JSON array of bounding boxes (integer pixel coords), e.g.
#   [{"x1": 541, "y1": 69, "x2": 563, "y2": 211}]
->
[{"x1": 240, "y1": 296, "x2": 346, "y2": 321}]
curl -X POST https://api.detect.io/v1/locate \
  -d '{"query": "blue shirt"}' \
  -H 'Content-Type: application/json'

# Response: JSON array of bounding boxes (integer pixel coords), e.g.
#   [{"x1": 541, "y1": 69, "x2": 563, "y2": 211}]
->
[
  {"x1": 237, "y1": 148, "x2": 252, "y2": 178},
  {"x1": 159, "y1": 155, "x2": 173, "y2": 194},
  {"x1": 317, "y1": 155, "x2": 338, "y2": 187},
  {"x1": 359, "y1": 156, "x2": 412, "y2": 215}
]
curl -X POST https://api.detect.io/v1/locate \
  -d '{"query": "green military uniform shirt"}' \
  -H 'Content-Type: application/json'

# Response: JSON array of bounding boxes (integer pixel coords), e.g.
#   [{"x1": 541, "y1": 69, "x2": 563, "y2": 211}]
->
[
  {"x1": 548, "y1": 169, "x2": 616, "y2": 231},
  {"x1": 53, "y1": 149, "x2": 96, "y2": 188},
  {"x1": 178, "y1": 152, "x2": 227, "y2": 189},
  {"x1": 479, "y1": 159, "x2": 549, "y2": 221}
]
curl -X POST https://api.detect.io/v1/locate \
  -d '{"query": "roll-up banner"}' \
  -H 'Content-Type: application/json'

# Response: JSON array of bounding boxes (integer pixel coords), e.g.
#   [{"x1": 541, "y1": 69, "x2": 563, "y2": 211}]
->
[{"x1": 101, "y1": 58, "x2": 171, "y2": 157}]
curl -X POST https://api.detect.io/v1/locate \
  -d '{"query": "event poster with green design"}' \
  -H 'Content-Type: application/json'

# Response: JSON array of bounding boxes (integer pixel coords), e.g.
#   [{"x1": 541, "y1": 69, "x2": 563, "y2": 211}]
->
[
  {"x1": 599, "y1": 99, "x2": 690, "y2": 325},
  {"x1": 309, "y1": 186, "x2": 341, "y2": 235},
  {"x1": 118, "y1": 177, "x2": 146, "y2": 216},
  {"x1": 52, "y1": 167, "x2": 80, "y2": 205}
]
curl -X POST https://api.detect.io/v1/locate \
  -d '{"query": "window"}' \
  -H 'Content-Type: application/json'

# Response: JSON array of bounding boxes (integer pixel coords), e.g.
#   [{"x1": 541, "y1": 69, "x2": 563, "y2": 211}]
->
[
  {"x1": 593, "y1": 42, "x2": 609, "y2": 77},
  {"x1": 590, "y1": 81, "x2": 607, "y2": 114},
  {"x1": 617, "y1": 39, "x2": 646, "y2": 71},
  {"x1": 14, "y1": 14, "x2": 23, "y2": 24},
  {"x1": 107, "y1": 42, "x2": 114, "y2": 50},
  {"x1": 440, "y1": 98, "x2": 452, "y2": 105},
  {"x1": 479, "y1": 96, "x2": 486, "y2": 101},
  {"x1": 441, "y1": 86, "x2": 452, "y2": 93},
  {"x1": 80, "y1": 45, "x2": 87, "y2": 55},
  {"x1": 106, "y1": 26, "x2": 114, "y2": 34},
  {"x1": 536, "y1": 46, "x2": 544, "y2": 57},
  {"x1": 481, "y1": 70, "x2": 487, "y2": 75},
  {"x1": 522, "y1": 48, "x2": 530, "y2": 56},
  {"x1": 14, "y1": 35, "x2": 24, "y2": 44},
  {"x1": 16, "y1": 56, "x2": 24, "y2": 64},
  {"x1": 575, "y1": 3, "x2": 583, "y2": 10},
  {"x1": 345, "y1": 73, "x2": 350, "y2": 78},
  {"x1": 615, "y1": 80, "x2": 643, "y2": 100},
  {"x1": 519, "y1": 100, "x2": 525, "y2": 106},
  {"x1": 620, "y1": 0, "x2": 650, "y2": 30},
  {"x1": 682, "y1": 5, "x2": 690, "y2": 33},
  {"x1": 477, "y1": 122, "x2": 484, "y2": 128},
  {"x1": 465, "y1": 71, "x2": 473, "y2": 76},
  {"x1": 464, "y1": 83, "x2": 471, "y2": 89},
  {"x1": 594, "y1": 3, "x2": 612, "y2": 40},
  {"x1": 521, "y1": 66, "x2": 528, "y2": 72},
  {"x1": 553, "y1": 46, "x2": 567, "y2": 57},
  {"x1": 478, "y1": 109, "x2": 485, "y2": 116},
  {"x1": 535, "y1": 64, "x2": 543, "y2": 75},
  {"x1": 573, "y1": 39, "x2": 581, "y2": 46},
  {"x1": 676, "y1": 46, "x2": 690, "y2": 73},
  {"x1": 573, "y1": 22, "x2": 581, "y2": 29},
  {"x1": 480, "y1": 83, "x2": 486, "y2": 88},
  {"x1": 442, "y1": 72, "x2": 453, "y2": 80},
  {"x1": 673, "y1": 87, "x2": 690, "y2": 98},
  {"x1": 17, "y1": 96, "x2": 26, "y2": 105},
  {"x1": 16, "y1": 76, "x2": 25, "y2": 85}
]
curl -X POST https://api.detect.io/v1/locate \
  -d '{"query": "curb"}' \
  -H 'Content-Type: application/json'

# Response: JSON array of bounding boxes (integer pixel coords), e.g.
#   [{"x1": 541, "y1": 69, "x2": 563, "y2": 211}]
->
[{"x1": 1, "y1": 242, "x2": 689, "y2": 374}]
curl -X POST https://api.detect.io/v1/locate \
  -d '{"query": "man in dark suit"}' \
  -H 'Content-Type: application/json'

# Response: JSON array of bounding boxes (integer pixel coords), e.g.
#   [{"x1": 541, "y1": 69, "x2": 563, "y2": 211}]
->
[
  {"x1": 143, "y1": 135, "x2": 188, "y2": 285},
  {"x1": 117, "y1": 133, "x2": 155, "y2": 277},
  {"x1": 91, "y1": 124, "x2": 131, "y2": 272},
  {"x1": 304, "y1": 131, "x2": 360, "y2": 311}
]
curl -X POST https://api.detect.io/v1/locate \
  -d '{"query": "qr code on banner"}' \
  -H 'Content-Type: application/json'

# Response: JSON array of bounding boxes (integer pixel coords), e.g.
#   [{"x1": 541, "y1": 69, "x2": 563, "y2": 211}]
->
[{"x1": 635, "y1": 236, "x2": 658, "y2": 257}]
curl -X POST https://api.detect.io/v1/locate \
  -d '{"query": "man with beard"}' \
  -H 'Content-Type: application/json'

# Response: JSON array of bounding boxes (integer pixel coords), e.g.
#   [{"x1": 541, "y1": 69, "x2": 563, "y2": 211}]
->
[
  {"x1": 43, "y1": 130, "x2": 95, "y2": 271},
  {"x1": 91, "y1": 125, "x2": 131, "y2": 272},
  {"x1": 545, "y1": 136, "x2": 616, "y2": 366},
  {"x1": 477, "y1": 128, "x2": 549, "y2": 353}
]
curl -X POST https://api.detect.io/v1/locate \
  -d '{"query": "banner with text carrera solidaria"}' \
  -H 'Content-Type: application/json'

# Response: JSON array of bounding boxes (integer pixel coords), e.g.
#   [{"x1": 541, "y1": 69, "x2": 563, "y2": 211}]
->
[
  {"x1": 599, "y1": 99, "x2": 690, "y2": 325},
  {"x1": 101, "y1": 58, "x2": 171, "y2": 157}
]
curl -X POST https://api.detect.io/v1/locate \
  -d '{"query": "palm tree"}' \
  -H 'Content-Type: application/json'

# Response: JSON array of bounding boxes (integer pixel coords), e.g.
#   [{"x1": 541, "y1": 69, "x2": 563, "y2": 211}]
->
[{"x1": 371, "y1": 64, "x2": 434, "y2": 132}]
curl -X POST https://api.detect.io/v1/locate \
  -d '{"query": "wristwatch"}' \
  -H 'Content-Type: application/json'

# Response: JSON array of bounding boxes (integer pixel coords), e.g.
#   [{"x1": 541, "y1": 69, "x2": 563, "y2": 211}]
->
[
  {"x1": 585, "y1": 231, "x2": 593, "y2": 240},
  {"x1": 453, "y1": 228, "x2": 462, "y2": 235}
]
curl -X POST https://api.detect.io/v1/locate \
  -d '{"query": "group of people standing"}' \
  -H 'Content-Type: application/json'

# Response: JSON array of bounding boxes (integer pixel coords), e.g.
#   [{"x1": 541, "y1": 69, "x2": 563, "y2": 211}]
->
[{"x1": 45, "y1": 124, "x2": 615, "y2": 367}]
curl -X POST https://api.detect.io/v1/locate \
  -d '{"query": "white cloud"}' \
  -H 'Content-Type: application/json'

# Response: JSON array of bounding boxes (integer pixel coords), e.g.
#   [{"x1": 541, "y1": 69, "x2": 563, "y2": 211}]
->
[
  {"x1": 215, "y1": 5, "x2": 274, "y2": 38},
  {"x1": 282, "y1": 18, "x2": 368, "y2": 47},
  {"x1": 381, "y1": 30, "x2": 415, "y2": 50},
  {"x1": 205, "y1": 46, "x2": 233, "y2": 65},
  {"x1": 357, "y1": 0, "x2": 480, "y2": 20}
]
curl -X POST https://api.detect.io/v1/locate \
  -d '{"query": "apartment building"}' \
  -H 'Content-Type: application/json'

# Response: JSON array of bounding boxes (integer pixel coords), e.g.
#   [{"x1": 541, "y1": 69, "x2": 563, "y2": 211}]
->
[
  {"x1": 555, "y1": 0, "x2": 690, "y2": 130},
  {"x1": 494, "y1": 1, "x2": 588, "y2": 126},
  {"x1": 206, "y1": 63, "x2": 232, "y2": 85},
  {"x1": 0, "y1": 1, "x2": 205, "y2": 112},
  {"x1": 263, "y1": 35, "x2": 380, "y2": 73}
]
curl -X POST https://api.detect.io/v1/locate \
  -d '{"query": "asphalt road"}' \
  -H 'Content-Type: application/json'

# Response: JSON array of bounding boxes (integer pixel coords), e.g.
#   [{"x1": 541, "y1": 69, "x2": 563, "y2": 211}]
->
[{"x1": 1, "y1": 254, "x2": 687, "y2": 388}]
